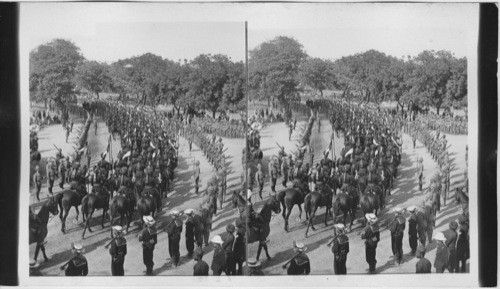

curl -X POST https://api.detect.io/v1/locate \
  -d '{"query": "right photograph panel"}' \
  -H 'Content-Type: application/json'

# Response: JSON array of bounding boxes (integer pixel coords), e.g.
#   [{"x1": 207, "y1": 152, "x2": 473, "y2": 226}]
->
[{"x1": 245, "y1": 3, "x2": 474, "y2": 276}]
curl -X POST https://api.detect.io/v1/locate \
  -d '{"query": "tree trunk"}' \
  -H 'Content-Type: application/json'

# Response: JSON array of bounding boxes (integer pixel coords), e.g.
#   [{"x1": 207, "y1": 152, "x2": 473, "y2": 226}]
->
[{"x1": 212, "y1": 109, "x2": 216, "y2": 119}]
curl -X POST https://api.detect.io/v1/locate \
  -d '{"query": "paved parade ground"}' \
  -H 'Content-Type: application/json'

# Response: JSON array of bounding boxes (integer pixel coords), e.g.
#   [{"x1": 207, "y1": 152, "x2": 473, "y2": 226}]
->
[
  {"x1": 29, "y1": 100, "x2": 468, "y2": 276},
  {"x1": 247, "y1": 102, "x2": 468, "y2": 275}
]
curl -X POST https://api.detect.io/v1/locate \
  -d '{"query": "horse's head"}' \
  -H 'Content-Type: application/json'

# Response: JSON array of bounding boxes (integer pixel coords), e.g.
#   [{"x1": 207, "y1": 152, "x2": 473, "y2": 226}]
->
[
  {"x1": 268, "y1": 195, "x2": 281, "y2": 214},
  {"x1": 46, "y1": 196, "x2": 59, "y2": 216}
]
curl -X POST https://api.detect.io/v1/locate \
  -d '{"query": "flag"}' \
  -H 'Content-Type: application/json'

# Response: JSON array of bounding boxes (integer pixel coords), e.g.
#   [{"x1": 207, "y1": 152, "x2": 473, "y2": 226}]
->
[
  {"x1": 345, "y1": 148, "x2": 354, "y2": 157},
  {"x1": 373, "y1": 139, "x2": 379, "y2": 146},
  {"x1": 150, "y1": 141, "x2": 156, "y2": 149}
]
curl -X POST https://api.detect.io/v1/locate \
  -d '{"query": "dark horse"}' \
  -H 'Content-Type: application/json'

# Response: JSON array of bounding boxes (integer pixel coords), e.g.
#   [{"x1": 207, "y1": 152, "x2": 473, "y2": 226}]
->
[
  {"x1": 109, "y1": 187, "x2": 137, "y2": 235},
  {"x1": 56, "y1": 187, "x2": 87, "y2": 234},
  {"x1": 304, "y1": 184, "x2": 334, "y2": 237},
  {"x1": 332, "y1": 185, "x2": 358, "y2": 231},
  {"x1": 247, "y1": 195, "x2": 281, "y2": 261},
  {"x1": 276, "y1": 181, "x2": 309, "y2": 232},
  {"x1": 81, "y1": 184, "x2": 111, "y2": 239},
  {"x1": 137, "y1": 194, "x2": 157, "y2": 229},
  {"x1": 455, "y1": 187, "x2": 469, "y2": 216},
  {"x1": 358, "y1": 187, "x2": 380, "y2": 226},
  {"x1": 29, "y1": 197, "x2": 59, "y2": 262}
]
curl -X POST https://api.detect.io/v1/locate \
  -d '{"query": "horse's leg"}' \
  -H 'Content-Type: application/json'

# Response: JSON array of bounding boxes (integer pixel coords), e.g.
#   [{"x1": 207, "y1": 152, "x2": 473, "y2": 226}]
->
[
  {"x1": 263, "y1": 242, "x2": 271, "y2": 260},
  {"x1": 298, "y1": 204, "x2": 303, "y2": 221},
  {"x1": 311, "y1": 208, "x2": 318, "y2": 231},
  {"x1": 256, "y1": 243, "x2": 263, "y2": 261},
  {"x1": 101, "y1": 208, "x2": 106, "y2": 229},
  {"x1": 75, "y1": 206, "x2": 80, "y2": 222},
  {"x1": 34, "y1": 244, "x2": 40, "y2": 261},
  {"x1": 62, "y1": 209, "x2": 70, "y2": 234},
  {"x1": 284, "y1": 206, "x2": 293, "y2": 232},
  {"x1": 324, "y1": 206, "x2": 330, "y2": 226},
  {"x1": 40, "y1": 243, "x2": 49, "y2": 261}
]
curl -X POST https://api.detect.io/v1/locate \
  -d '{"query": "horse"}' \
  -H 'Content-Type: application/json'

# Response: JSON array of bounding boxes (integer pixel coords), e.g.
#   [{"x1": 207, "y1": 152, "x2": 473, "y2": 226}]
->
[
  {"x1": 276, "y1": 186, "x2": 308, "y2": 232},
  {"x1": 455, "y1": 187, "x2": 469, "y2": 216},
  {"x1": 109, "y1": 186, "x2": 136, "y2": 235},
  {"x1": 81, "y1": 184, "x2": 111, "y2": 239},
  {"x1": 141, "y1": 186, "x2": 162, "y2": 213},
  {"x1": 247, "y1": 195, "x2": 281, "y2": 261},
  {"x1": 56, "y1": 187, "x2": 87, "y2": 234},
  {"x1": 29, "y1": 197, "x2": 59, "y2": 262},
  {"x1": 365, "y1": 184, "x2": 385, "y2": 209},
  {"x1": 304, "y1": 184, "x2": 334, "y2": 237},
  {"x1": 332, "y1": 185, "x2": 357, "y2": 231},
  {"x1": 358, "y1": 187, "x2": 380, "y2": 226},
  {"x1": 231, "y1": 190, "x2": 247, "y2": 219},
  {"x1": 137, "y1": 193, "x2": 157, "y2": 229}
]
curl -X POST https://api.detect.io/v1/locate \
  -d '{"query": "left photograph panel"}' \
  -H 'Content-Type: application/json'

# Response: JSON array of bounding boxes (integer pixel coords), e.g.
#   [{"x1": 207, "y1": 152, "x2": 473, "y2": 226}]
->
[{"x1": 22, "y1": 3, "x2": 247, "y2": 277}]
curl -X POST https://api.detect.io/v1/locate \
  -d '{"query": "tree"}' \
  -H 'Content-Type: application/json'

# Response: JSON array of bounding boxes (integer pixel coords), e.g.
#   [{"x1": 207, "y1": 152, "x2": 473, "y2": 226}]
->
[
  {"x1": 30, "y1": 39, "x2": 83, "y2": 109},
  {"x1": 75, "y1": 60, "x2": 112, "y2": 99},
  {"x1": 409, "y1": 50, "x2": 456, "y2": 115},
  {"x1": 158, "y1": 60, "x2": 191, "y2": 115},
  {"x1": 299, "y1": 57, "x2": 334, "y2": 96},
  {"x1": 249, "y1": 36, "x2": 307, "y2": 105},
  {"x1": 221, "y1": 61, "x2": 246, "y2": 112},
  {"x1": 445, "y1": 57, "x2": 467, "y2": 109},
  {"x1": 185, "y1": 54, "x2": 233, "y2": 118}
]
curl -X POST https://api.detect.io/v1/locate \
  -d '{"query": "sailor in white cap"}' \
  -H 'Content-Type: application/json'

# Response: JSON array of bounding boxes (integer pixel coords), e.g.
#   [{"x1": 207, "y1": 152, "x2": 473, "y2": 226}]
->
[
  {"x1": 210, "y1": 235, "x2": 225, "y2": 276},
  {"x1": 184, "y1": 209, "x2": 196, "y2": 257},
  {"x1": 283, "y1": 241, "x2": 310, "y2": 275},
  {"x1": 138, "y1": 215, "x2": 157, "y2": 275},
  {"x1": 63, "y1": 243, "x2": 88, "y2": 276},
  {"x1": 165, "y1": 210, "x2": 183, "y2": 268},
  {"x1": 246, "y1": 257, "x2": 264, "y2": 275},
  {"x1": 433, "y1": 232, "x2": 448, "y2": 273},
  {"x1": 389, "y1": 208, "x2": 406, "y2": 265},
  {"x1": 328, "y1": 224, "x2": 349, "y2": 274},
  {"x1": 407, "y1": 206, "x2": 418, "y2": 255},
  {"x1": 109, "y1": 225, "x2": 127, "y2": 276},
  {"x1": 361, "y1": 213, "x2": 380, "y2": 273}
]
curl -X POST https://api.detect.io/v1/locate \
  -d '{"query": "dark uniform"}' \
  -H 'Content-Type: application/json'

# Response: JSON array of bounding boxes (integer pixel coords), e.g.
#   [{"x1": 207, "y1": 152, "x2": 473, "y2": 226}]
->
[
  {"x1": 446, "y1": 224, "x2": 458, "y2": 273},
  {"x1": 416, "y1": 257, "x2": 432, "y2": 273},
  {"x1": 457, "y1": 218, "x2": 469, "y2": 273},
  {"x1": 408, "y1": 212, "x2": 418, "y2": 255},
  {"x1": 434, "y1": 241, "x2": 449, "y2": 273},
  {"x1": 211, "y1": 245, "x2": 226, "y2": 276},
  {"x1": 232, "y1": 230, "x2": 246, "y2": 275},
  {"x1": 361, "y1": 223, "x2": 380, "y2": 273},
  {"x1": 109, "y1": 236, "x2": 127, "y2": 276},
  {"x1": 390, "y1": 214, "x2": 406, "y2": 264},
  {"x1": 138, "y1": 225, "x2": 157, "y2": 275},
  {"x1": 165, "y1": 218, "x2": 183, "y2": 267},
  {"x1": 65, "y1": 255, "x2": 88, "y2": 276},
  {"x1": 332, "y1": 234, "x2": 349, "y2": 274},
  {"x1": 33, "y1": 170, "x2": 42, "y2": 201},
  {"x1": 287, "y1": 252, "x2": 310, "y2": 275},
  {"x1": 185, "y1": 214, "x2": 196, "y2": 257},
  {"x1": 220, "y1": 229, "x2": 235, "y2": 275},
  {"x1": 193, "y1": 259, "x2": 209, "y2": 276}
]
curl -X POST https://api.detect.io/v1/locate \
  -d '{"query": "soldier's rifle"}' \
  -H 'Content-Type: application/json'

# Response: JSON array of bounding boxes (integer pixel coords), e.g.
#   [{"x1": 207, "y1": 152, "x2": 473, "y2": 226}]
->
[{"x1": 281, "y1": 251, "x2": 303, "y2": 269}]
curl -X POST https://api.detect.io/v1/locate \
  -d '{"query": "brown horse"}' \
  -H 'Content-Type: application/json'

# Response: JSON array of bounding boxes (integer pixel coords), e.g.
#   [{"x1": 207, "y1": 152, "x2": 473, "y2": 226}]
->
[
  {"x1": 276, "y1": 185, "x2": 309, "y2": 232},
  {"x1": 81, "y1": 184, "x2": 110, "y2": 239},
  {"x1": 332, "y1": 185, "x2": 357, "y2": 231},
  {"x1": 137, "y1": 194, "x2": 157, "y2": 229},
  {"x1": 109, "y1": 187, "x2": 136, "y2": 235},
  {"x1": 29, "y1": 197, "x2": 58, "y2": 262},
  {"x1": 358, "y1": 188, "x2": 380, "y2": 226},
  {"x1": 247, "y1": 195, "x2": 281, "y2": 260},
  {"x1": 56, "y1": 187, "x2": 87, "y2": 234},
  {"x1": 304, "y1": 184, "x2": 334, "y2": 237}
]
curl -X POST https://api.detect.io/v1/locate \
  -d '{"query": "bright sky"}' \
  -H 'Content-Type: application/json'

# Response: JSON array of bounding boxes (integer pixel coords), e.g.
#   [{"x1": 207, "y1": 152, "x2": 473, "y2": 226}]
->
[{"x1": 21, "y1": 3, "x2": 477, "y2": 63}]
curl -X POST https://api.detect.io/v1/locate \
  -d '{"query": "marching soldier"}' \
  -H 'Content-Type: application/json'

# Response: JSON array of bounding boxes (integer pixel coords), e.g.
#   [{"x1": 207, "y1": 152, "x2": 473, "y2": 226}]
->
[
  {"x1": 361, "y1": 213, "x2": 380, "y2": 273},
  {"x1": 46, "y1": 159, "x2": 56, "y2": 196},
  {"x1": 416, "y1": 156, "x2": 424, "y2": 191},
  {"x1": 138, "y1": 215, "x2": 157, "y2": 275},
  {"x1": 283, "y1": 241, "x2": 310, "y2": 275},
  {"x1": 63, "y1": 243, "x2": 88, "y2": 276},
  {"x1": 328, "y1": 224, "x2": 349, "y2": 274},
  {"x1": 389, "y1": 208, "x2": 405, "y2": 265},
  {"x1": 109, "y1": 226, "x2": 127, "y2": 276},
  {"x1": 269, "y1": 158, "x2": 279, "y2": 194},
  {"x1": 255, "y1": 163, "x2": 265, "y2": 199},
  {"x1": 407, "y1": 206, "x2": 418, "y2": 255},
  {"x1": 165, "y1": 210, "x2": 183, "y2": 268},
  {"x1": 184, "y1": 209, "x2": 196, "y2": 258},
  {"x1": 281, "y1": 154, "x2": 289, "y2": 188},
  {"x1": 33, "y1": 165, "x2": 42, "y2": 202},
  {"x1": 194, "y1": 160, "x2": 200, "y2": 195}
]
